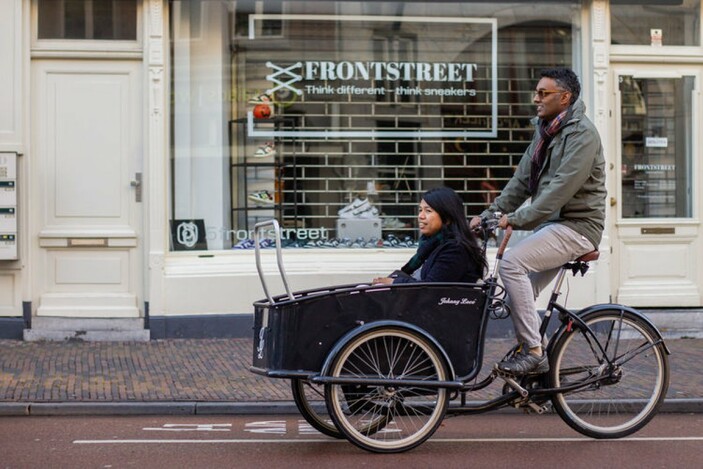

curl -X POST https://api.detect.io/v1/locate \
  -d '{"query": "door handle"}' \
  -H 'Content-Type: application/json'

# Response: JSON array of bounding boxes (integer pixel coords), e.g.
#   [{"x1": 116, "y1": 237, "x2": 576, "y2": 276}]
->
[{"x1": 131, "y1": 172, "x2": 142, "y2": 202}]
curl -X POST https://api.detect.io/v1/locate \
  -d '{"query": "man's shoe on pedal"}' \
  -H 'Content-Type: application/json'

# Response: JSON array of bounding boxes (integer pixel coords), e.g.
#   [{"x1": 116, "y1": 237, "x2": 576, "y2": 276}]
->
[{"x1": 496, "y1": 347, "x2": 549, "y2": 376}]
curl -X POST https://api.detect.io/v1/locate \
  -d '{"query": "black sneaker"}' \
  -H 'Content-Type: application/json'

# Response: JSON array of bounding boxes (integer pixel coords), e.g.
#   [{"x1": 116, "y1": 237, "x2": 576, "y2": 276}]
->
[{"x1": 496, "y1": 348, "x2": 549, "y2": 376}]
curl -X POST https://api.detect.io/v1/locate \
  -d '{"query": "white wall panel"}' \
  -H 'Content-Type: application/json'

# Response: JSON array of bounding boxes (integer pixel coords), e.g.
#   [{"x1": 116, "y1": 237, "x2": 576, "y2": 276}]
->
[
  {"x1": 618, "y1": 239, "x2": 700, "y2": 306},
  {"x1": 55, "y1": 255, "x2": 123, "y2": 285},
  {"x1": 0, "y1": 0, "x2": 22, "y2": 147},
  {"x1": 54, "y1": 80, "x2": 124, "y2": 218},
  {"x1": 0, "y1": 272, "x2": 19, "y2": 315}
]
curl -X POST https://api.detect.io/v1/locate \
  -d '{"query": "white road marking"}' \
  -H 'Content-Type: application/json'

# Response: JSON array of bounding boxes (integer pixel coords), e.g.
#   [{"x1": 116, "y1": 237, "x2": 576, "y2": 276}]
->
[
  {"x1": 74, "y1": 436, "x2": 703, "y2": 445},
  {"x1": 75, "y1": 439, "x2": 339, "y2": 444},
  {"x1": 243, "y1": 420, "x2": 287, "y2": 434},
  {"x1": 142, "y1": 424, "x2": 232, "y2": 432},
  {"x1": 297, "y1": 420, "x2": 321, "y2": 434}
]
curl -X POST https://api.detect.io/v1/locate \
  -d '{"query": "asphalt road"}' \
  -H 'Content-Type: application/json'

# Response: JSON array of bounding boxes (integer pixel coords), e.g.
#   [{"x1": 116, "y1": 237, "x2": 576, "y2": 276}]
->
[{"x1": 1, "y1": 413, "x2": 701, "y2": 468}]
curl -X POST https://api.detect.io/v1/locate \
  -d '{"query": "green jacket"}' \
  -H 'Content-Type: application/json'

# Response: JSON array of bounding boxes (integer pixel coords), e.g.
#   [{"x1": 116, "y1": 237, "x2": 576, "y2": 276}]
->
[{"x1": 482, "y1": 99, "x2": 606, "y2": 249}]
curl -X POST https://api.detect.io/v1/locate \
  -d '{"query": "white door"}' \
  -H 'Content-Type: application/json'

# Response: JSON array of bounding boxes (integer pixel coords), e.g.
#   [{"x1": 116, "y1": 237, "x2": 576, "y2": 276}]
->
[
  {"x1": 31, "y1": 59, "x2": 143, "y2": 318},
  {"x1": 611, "y1": 66, "x2": 702, "y2": 307}
]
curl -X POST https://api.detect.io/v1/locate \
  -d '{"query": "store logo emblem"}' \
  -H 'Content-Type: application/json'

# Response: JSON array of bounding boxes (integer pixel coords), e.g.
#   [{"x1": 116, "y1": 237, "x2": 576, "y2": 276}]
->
[
  {"x1": 176, "y1": 222, "x2": 199, "y2": 248},
  {"x1": 265, "y1": 61, "x2": 303, "y2": 96}
]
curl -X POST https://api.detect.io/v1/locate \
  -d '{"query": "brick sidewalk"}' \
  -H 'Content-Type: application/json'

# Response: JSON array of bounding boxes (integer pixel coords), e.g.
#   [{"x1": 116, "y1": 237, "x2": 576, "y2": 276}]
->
[{"x1": 1, "y1": 337, "x2": 701, "y2": 404}]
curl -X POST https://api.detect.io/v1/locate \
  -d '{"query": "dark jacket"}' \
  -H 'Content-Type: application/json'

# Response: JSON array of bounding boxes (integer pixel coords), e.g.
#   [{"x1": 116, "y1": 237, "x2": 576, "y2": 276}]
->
[
  {"x1": 392, "y1": 240, "x2": 482, "y2": 284},
  {"x1": 482, "y1": 99, "x2": 606, "y2": 249}
]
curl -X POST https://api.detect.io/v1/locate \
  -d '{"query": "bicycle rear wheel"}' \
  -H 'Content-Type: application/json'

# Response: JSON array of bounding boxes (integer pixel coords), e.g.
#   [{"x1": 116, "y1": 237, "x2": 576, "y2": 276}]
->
[
  {"x1": 291, "y1": 378, "x2": 343, "y2": 438},
  {"x1": 325, "y1": 327, "x2": 449, "y2": 453},
  {"x1": 549, "y1": 309, "x2": 669, "y2": 439}
]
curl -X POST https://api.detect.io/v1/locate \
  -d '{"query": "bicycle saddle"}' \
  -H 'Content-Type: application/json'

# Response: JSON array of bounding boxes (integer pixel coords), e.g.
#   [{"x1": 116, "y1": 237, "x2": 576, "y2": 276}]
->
[{"x1": 575, "y1": 250, "x2": 599, "y2": 263}]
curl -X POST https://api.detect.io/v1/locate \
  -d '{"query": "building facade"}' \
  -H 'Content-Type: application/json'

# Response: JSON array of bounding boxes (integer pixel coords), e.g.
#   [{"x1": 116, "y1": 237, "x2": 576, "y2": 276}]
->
[{"x1": 1, "y1": 0, "x2": 702, "y2": 339}]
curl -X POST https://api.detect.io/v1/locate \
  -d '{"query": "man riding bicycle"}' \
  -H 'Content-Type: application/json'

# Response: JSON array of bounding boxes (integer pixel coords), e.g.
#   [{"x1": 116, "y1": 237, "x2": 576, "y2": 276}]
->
[{"x1": 470, "y1": 67, "x2": 607, "y2": 376}]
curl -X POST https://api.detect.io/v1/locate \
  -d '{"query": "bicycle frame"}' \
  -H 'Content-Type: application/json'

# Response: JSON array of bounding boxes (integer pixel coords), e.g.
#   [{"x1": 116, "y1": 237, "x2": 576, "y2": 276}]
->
[{"x1": 448, "y1": 226, "x2": 670, "y2": 415}]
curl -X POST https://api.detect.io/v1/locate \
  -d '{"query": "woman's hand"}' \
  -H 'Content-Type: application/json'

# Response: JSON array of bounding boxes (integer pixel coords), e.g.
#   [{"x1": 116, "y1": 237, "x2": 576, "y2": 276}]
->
[{"x1": 372, "y1": 277, "x2": 394, "y2": 285}]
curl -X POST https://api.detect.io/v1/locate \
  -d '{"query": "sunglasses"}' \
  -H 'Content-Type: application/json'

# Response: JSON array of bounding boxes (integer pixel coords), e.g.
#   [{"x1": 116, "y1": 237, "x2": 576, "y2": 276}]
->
[{"x1": 533, "y1": 89, "x2": 567, "y2": 99}]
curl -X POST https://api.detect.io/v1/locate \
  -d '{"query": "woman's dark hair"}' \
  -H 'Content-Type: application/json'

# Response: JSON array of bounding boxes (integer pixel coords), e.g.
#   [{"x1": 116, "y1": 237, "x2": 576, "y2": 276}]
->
[{"x1": 422, "y1": 186, "x2": 488, "y2": 274}]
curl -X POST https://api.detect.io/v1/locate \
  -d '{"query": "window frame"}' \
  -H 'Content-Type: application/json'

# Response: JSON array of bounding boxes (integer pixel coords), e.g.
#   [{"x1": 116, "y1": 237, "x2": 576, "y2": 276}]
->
[
  {"x1": 609, "y1": 0, "x2": 703, "y2": 57},
  {"x1": 31, "y1": 0, "x2": 143, "y2": 57}
]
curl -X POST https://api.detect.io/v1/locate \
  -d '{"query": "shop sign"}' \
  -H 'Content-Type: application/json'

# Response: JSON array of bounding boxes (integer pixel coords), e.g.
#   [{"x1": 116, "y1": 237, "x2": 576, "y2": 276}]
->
[
  {"x1": 170, "y1": 219, "x2": 207, "y2": 251},
  {"x1": 633, "y1": 164, "x2": 675, "y2": 172},
  {"x1": 247, "y1": 15, "x2": 497, "y2": 139}
]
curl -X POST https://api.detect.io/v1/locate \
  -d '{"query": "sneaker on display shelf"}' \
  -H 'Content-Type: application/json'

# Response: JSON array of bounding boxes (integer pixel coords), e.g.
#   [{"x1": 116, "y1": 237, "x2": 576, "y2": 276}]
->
[
  {"x1": 350, "y1": 237, "x2": 366, "y2": 248},
  {"x1": 338, "y1": 237, "x2": 353, "y2": 248},
  {"x1": 382, "y1": 217, "x2": 407, "y2": 229},
  {"x1": 355, "y1": 205, "x2": 380, "y2": 219},
  {"x1": 253, "y1": 142, "x2": 276, "y2": 158},
  {"x1": 321, "y1": 238, "x2": 340, "y2": 248},
  {"x1": 258, "y1": 238, "x2": 276, "y2": 249},
  {"x1": 248, "y1": 190, "x2": 275, "y2": 205},
  {"x1": 281, "y1": 239, "x2": 303, "y2": 248},
  {"x1": 338, "y1": 198, "x2": 370, "y2": 218},
  {"x1": 403, "y1": 236, "x2": 418, "y2": 248},
  {"x1": 364, "y1": 237, "x2": 382, "y2": 248},
  {"x1": 248, "y1": 93, "x2": 272, "y2": 104},
  {"x1": 232, "y1": 239, "x2": 255, "y2": 250},
  {"x1": 303, "y1": 240, "x2": 325, "y2": 249}
]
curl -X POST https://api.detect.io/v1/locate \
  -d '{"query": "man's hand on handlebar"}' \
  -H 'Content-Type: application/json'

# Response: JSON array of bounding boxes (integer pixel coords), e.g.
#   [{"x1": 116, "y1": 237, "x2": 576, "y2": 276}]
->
[
  {"x1": 469, "y1": 216, "x2": 482, "y2": 231},
  {"x1": 471, "y1": 212, "x2": 510, "y2": 234}
]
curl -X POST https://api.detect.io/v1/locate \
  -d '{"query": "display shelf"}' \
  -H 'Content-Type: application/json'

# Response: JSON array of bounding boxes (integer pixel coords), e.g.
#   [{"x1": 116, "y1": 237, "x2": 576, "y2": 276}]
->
[{"x1": 229, "y1": 115, "x2": 298, "y2": 234}]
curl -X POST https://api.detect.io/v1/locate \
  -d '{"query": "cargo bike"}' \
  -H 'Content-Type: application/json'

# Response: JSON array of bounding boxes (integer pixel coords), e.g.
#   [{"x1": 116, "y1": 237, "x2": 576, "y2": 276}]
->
[{"x1": 250, "y1": 218, "x2": 670, "y2": 453}]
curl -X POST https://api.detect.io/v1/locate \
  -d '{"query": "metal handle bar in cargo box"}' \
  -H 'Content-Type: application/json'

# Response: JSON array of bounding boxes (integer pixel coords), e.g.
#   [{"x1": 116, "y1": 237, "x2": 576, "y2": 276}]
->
[{"x1": 254, "y1": 219, "x2": 294, "y2": 304}]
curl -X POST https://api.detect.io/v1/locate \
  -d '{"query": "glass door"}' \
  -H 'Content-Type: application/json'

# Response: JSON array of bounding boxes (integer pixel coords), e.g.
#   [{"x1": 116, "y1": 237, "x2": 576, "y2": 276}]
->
[
  {"x1": 619, "y1": 75, "x2": 694, "y2": 219},
  {"x1": 613, "y1": 69, "x2": 701, "y2": 307}
]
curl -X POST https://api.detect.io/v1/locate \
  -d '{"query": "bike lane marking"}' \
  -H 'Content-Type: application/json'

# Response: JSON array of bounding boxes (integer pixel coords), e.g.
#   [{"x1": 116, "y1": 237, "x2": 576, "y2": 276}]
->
[
  {"x1": 73, "y1": 436, "x2": 703, "y2": 445},
  {"x1": 142, "y1": 424, "x2": 232, "y2": 432}
]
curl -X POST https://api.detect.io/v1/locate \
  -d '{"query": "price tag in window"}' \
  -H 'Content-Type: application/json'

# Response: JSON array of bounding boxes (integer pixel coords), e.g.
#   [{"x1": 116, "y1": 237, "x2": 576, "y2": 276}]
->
[{"x1": 645, "y1": 137, "x2": 668, "y2": 148}]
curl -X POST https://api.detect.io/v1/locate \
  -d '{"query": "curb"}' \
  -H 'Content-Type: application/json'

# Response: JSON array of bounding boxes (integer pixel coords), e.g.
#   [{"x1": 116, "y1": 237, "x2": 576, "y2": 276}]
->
[
  {"x1": 1, "y1": 399, "x2": 701, "y2": 417},
  {"x1": 0, "y1": 401, "x2": 301, "y2": 417}
]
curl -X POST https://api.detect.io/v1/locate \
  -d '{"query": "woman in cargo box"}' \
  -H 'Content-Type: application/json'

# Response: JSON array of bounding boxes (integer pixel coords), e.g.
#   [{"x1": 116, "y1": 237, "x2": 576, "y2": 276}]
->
[{"x1": 372, "y1": 186, "x2": 486, "y2": 285}]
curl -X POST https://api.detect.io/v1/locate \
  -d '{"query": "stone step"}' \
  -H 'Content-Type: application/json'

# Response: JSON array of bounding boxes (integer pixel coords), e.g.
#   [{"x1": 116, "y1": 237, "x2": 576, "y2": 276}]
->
[{"x1": 24, "y1": 317, "x2": 150, "y2": 342}]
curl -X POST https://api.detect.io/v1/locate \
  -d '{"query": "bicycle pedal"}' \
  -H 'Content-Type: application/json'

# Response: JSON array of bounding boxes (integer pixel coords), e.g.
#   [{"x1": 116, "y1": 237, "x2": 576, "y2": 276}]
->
[{"x1": 526, "y1": 402, "x2": 548, "y2": 414}]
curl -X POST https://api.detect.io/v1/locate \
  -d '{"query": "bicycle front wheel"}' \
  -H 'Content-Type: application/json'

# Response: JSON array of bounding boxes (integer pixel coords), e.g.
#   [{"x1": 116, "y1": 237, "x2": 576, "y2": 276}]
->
[
  {"x1": 549, "y1": 309, "x2": 669, "y2": 439},
  {"x1": 325, "y1": 327, "x2": 449, "y2": 453}
]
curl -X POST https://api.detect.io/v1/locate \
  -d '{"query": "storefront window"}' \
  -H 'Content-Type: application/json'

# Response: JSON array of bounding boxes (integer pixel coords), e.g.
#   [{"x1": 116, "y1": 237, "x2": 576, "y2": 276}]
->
[
  {"x1": 169, "y1": 1, "x2": 581, "y2": 251},
  {"x1": 611, "y1": 0, "x2": 701, "y2": 46},
  {"x1": 620, "y1": 76, "x2": 694, "y2": 218},
  {"x1": 37, "y1": 0, "x2": 138, "y2": 40}
]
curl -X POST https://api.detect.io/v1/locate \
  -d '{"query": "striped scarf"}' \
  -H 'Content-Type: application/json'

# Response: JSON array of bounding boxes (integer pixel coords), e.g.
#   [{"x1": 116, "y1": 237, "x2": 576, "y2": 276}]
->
[{"x1": 529, "y1": 108, "x2": 571, "y2": 194}]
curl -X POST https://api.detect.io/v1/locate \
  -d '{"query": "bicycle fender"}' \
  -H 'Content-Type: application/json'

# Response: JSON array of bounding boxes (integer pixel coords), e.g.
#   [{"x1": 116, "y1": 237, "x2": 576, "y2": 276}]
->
[
  {"x1": 318, "y1": 319, "x2": 457, "y2": 379},
  {"x1": 547, "y1": 303, "x2": 671, "y2": 356}
]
